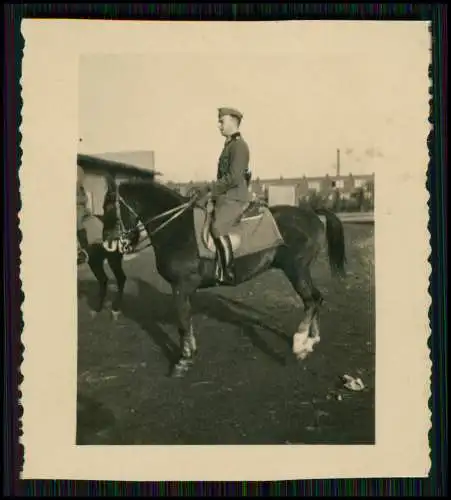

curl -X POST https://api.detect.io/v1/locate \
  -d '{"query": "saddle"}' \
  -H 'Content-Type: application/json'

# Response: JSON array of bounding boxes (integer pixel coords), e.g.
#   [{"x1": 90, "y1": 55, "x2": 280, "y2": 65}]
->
[
  {"x1": 201, "y1": 200, "x2": 265, "y2": 254},
  {"x1": 237, "y1": 201, "x2": 264, "y2": 221},
  {"x1": 192, "y1": 197, "x2": 284, "y2": 285}
]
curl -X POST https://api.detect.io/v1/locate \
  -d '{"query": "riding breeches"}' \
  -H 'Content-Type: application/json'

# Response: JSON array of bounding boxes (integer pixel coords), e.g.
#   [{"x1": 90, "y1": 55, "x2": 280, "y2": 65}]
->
[{"x1": 210, "y1": 199, "x2": 246, "y2": 238}]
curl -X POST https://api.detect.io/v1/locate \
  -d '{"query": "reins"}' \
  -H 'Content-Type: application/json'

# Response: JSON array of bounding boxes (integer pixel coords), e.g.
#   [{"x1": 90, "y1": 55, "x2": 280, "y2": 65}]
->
[{"x1": 116, "y1": 191, "x2": 199, "y2": 251}]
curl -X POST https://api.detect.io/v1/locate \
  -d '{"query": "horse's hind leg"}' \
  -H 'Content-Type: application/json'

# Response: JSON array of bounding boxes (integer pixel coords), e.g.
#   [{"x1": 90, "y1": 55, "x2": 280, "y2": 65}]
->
[
  {"x1": 87, "y1": 246, "x2": 108, "y2": 315},
  {"x1": 287, "y1": 266, "x2": 323, "y2": 360},
  {"x1": 106, "y1": 251, "x2": 126, "y2": 321},
  {"x1": 309, "y1": 284, "x2": 324, "y2": 345}
]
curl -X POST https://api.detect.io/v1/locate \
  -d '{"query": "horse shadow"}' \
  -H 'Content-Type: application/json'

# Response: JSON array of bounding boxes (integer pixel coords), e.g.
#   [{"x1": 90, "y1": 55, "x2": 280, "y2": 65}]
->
[
  {"x1": 121, "y1": 278, "x2": 292, "y2": 369},
  {"x1": 77, "y1": 274, "x2": 295, "y2": 370}
]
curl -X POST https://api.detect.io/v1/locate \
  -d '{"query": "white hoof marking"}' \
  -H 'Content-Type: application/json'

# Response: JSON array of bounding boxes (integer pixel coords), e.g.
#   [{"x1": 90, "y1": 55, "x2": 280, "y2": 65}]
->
[
  {"x1": 293, "y1": 332, "x2": 320, "y2": 360},
  {"x1": 293, "y1": 331, "x2": 309, "y2": 355}
]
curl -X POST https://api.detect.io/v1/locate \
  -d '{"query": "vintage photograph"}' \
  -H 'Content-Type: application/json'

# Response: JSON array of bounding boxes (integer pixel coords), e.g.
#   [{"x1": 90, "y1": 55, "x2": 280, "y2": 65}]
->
[
  {"x1": 19, "y1": 18, "x2": 432, "y2": 479},
  {"x1": 76, "y1": 51, "x2": 377, "y2": 446}
]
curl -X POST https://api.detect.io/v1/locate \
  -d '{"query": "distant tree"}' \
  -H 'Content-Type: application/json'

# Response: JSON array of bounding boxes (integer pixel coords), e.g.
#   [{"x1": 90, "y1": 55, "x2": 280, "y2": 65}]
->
[
  {"x1": 187, "y1": 187, "x2": 196, "y2": 197},
  {"x1": 308, "y1": 190, "x2": 324, "y2": 210},
  {"x1": 365, "y1": 179, "x2": 374, "y2": 194},
  {"x1": 345, "y1": 197, "x2": 359, "y2": 212},
  {"x1": 364, "y1": 179, "x2": 375, "y2": 211},
  {"x1": 332, "y1": 189, "x2": 342, "y2": 212},
  {"x1": 350, "y1": 187, "x2": 365, "y2": 212},
  {"x1": 358, "y1": 187, "x2": 365, "y2": 211}
]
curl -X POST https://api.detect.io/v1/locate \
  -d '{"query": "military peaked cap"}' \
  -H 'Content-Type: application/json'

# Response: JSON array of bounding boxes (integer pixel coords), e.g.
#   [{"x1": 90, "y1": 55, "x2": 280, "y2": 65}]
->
[{"x1": 218, "y1": 107, "x2": 243, "y2": 120}]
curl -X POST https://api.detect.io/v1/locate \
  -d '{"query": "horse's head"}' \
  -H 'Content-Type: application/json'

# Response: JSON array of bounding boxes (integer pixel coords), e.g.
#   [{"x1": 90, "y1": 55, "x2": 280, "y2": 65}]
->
[
  {"x1": 102, "y1": 188, "x2": 119, "y2": 229},
  {"x1": 101, "y1": 185, "x2": 141, "y2": 248},
  {"x1": 116, "y1": 179, "x2": 197, "y2": 247}
]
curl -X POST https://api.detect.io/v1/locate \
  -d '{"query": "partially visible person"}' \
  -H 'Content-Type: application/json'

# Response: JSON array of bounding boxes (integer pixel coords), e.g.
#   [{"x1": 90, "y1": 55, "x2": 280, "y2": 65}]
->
[{"x1": 77, "y1": 166, "x2": 90, "y2": 264}]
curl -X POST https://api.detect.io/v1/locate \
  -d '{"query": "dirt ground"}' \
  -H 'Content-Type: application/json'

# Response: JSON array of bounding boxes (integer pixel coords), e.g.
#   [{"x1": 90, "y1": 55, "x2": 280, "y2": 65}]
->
[{"x1": 76, "y1": 223, "x2": 375, "y2": 445}]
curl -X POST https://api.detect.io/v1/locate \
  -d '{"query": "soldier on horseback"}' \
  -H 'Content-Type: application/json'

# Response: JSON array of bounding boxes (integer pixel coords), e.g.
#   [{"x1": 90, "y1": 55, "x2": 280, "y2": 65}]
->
[{"x1": 198, "y1": 107, "x2": 251, "y2": 285}]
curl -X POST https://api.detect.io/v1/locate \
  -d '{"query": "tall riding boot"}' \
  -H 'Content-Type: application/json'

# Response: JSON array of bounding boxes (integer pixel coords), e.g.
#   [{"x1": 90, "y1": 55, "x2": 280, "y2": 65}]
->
[
  {"x1": 222, "y1": 235, "x2": 236, "y2": 284},
  {"x1": 213, "y1": 235, "x2": 235, "y2": 285},
  {"x1": 212, "y1": 236, "x2": 225, "y2": 282}
]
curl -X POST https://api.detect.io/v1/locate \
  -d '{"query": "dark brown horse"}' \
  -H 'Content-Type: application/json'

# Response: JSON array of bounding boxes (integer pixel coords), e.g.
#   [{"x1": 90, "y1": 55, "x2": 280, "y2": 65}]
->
[{"x1": 111, "y1": 179, "x2": 347, "y2": 378}]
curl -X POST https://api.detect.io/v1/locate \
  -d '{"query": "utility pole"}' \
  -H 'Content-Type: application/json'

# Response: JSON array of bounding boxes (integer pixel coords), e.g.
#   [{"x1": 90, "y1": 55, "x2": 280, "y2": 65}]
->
[{"x1": 336, "y1": 148, "x2": 341, "y2": 177}]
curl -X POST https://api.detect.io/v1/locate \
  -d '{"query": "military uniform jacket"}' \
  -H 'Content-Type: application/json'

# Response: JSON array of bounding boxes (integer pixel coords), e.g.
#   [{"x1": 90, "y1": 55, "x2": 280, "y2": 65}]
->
[
  {"x1": 213, "y1": 132, "x2": 250, "y2": 205},
  {"x1": 77, "y1": 183, "x2": 89, "y2": 229}
]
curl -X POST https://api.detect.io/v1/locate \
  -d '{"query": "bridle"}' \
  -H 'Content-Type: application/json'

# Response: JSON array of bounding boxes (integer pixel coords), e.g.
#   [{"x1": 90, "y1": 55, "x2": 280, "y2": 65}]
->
[{"x1": 103, "y1": 184, "x2": 199, "y2": 254}]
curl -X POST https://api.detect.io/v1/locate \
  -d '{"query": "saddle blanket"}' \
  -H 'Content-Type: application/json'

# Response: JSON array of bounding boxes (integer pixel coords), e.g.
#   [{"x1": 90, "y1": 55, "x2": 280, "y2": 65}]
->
[{"x1": 193, "y1": 204, "x2": 285, "y2": 260}]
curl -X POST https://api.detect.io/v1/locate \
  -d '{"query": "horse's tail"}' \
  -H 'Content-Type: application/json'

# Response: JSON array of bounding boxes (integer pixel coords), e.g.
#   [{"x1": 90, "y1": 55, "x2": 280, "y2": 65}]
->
[{"x1": 313, "y1": 207, "x2": 347, "y2": 278}]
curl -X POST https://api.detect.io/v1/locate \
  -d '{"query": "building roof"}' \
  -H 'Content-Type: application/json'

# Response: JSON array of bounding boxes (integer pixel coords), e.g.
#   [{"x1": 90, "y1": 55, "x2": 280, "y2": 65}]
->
[{"x1": 77, "y1": 151, "x2": 163, "y2": 179}]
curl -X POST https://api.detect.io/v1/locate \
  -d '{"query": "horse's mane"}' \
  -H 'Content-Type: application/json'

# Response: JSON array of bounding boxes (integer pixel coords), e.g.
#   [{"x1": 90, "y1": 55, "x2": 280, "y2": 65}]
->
[{"x1": 119, "y1": 178, "x2": 188, "y2": 205}]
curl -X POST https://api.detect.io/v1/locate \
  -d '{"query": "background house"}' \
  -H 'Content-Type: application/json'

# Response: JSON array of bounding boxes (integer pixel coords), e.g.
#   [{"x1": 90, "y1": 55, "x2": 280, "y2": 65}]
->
[
  {"x1": 251, "y1": 173, "x2": 375, "y2": 210},
  {"x1": 164, "y1": 172, "x2": 375, "y2": 212},
  {"x1": 250, "y1": 173, "x2": 374, "y2": 199},
  {"x1": 77, "y1": 151, "x2": 162, "y2": 215}
]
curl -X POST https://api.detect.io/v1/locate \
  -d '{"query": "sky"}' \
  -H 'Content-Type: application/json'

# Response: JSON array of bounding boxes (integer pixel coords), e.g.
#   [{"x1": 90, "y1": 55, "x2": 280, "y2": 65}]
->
[{"x1": 78, "y1": 22, "x2": 430, "y2": 183}]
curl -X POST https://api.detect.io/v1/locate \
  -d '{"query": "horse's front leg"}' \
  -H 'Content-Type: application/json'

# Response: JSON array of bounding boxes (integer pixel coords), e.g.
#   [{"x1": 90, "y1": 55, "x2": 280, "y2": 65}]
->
[
  {"x1": 106, "y1": 251, "x2": 127, "y2": 321},
  {"x1": 87, "y1": 247, "x2": 108, "y2": 316},
  {"x1": 171, "y1": 284, "x2": 198, "y2": 378}
]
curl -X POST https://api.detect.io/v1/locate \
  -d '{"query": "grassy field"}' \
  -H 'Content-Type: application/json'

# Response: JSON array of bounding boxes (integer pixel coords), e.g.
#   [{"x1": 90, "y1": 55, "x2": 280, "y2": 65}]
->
[{"x1": 76, "y1": 223, "x2": 375, "y2": 445}]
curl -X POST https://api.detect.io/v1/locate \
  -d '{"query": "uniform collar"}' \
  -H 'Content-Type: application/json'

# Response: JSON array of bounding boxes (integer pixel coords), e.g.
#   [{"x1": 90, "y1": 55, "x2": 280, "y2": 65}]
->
[{"x1": 225, "y1": 132, "x2": 241, "y2": 143}]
